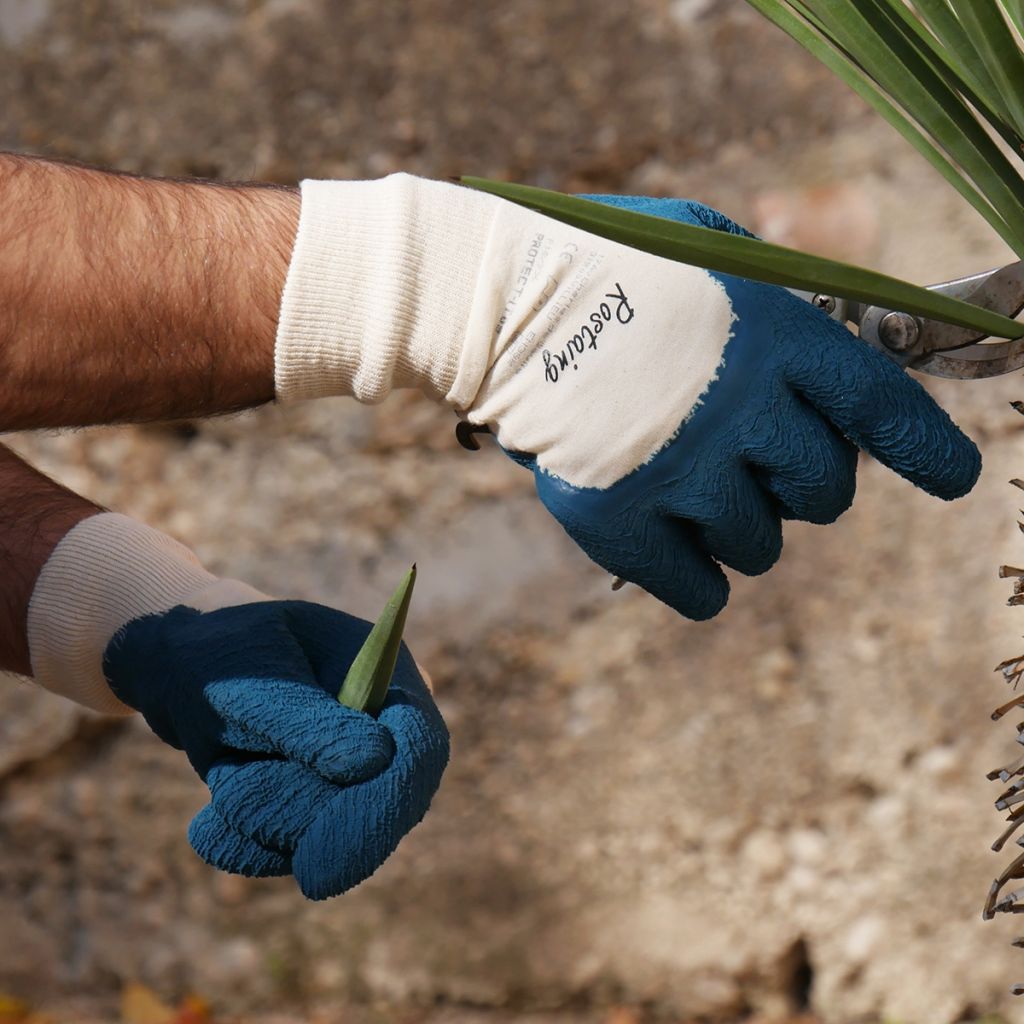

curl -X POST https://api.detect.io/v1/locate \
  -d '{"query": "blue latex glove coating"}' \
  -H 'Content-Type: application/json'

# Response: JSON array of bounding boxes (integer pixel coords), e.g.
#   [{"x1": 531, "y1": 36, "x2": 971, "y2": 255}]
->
[
  {"x1": 103, "y1": 600, "x2": 449, "y2": 899},
  {"x1": 512, "y1": 195, "x2": 980, "y2": 619}
]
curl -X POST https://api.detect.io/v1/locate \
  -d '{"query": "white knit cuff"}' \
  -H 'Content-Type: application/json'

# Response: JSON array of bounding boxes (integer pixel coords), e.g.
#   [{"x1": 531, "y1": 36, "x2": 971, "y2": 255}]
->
[
  {"x1": 274, "y1": 173, "x2": 501, "y2": 407},
  {"x1": 27, "y1": 513, "x2": 267, "y2": 715}
]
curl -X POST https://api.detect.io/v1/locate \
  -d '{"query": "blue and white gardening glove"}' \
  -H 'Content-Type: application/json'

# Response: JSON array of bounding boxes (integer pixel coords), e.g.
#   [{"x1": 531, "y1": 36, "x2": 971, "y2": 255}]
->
[
  {"x1": 26, "y1": 513, "x2": 448, "y2": 899},
  {"x1": 274, "y1": 175, "x2": 980, "y2": 618}
]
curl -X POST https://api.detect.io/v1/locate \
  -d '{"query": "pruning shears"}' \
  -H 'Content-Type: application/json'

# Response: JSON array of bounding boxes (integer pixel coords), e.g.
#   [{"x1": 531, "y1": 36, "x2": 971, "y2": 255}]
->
[{"x1": 794, "y1": 261, "x2": 1024, "y2": 379}]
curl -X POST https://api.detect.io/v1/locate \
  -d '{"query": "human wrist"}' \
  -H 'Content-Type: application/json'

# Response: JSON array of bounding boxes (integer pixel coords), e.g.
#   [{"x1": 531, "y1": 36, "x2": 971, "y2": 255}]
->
[
  {"x1": 273, "y1": 173, "x2": 501, "y2": 407},
  {"x1": 26, "y1": 513, "x2": 267, "y2": 714},
  {"x1": 143, "y1": 176, "x2": 300, "y2": 417},
  {"x1": 0, "y1": 154, "x2": 301, "y2": 429},
  {"x1": 0, "y1": 443, "x2": 104, "y2": 677},
  {"x1": 221, "y1": 182, "x2": 300, "y2": 403}
]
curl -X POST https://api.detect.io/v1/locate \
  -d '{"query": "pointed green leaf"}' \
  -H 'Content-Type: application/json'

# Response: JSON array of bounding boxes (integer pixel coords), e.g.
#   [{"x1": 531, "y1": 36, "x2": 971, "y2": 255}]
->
[
  {"x1": 811, "y1": 0, "x2": 1024, "y2": 244},
  {"x1": 862, "y1": 0, "x2": 1024, "y2": 152},
  {"x1": 914, "y1": 0, "x2": 1012, "y2": 127},
  {"x1": 952, "y1": 1, "x2": 1024, "y2": 139},
  {"x1": 1003, "y1": 0, "x2": 1024, "y2": 37},
  {"x1": 461, "y1": 177, "x2": 1024, "y2": 339},
  {"x1": 337, "y1": 564, "x2": 417, "y2": 716},
  {"x1": 745, "y1": 0, "x2": 1024, "y2": 254},
  {"x1": 748, "y1": 1, "x2": 1024, "y2": 254}
]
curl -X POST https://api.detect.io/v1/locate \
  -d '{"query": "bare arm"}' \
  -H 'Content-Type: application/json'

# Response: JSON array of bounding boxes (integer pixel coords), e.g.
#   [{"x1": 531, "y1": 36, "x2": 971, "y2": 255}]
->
[
  {"x1": 0, "y1": 445, "x2": 99, "y2": 674},
  {"x1": 0, "y1": 153, "x2": 299, "y2": 429}
]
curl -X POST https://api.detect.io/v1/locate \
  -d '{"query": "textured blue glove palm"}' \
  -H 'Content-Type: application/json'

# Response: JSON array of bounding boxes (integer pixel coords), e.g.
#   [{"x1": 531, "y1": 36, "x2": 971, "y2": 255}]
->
[
  {"x1": 103, "y1": 600, "x2": 448, "y2": 899},
  {"x1": 510, "y1": 194, "x2": 980, "y2": 619}
]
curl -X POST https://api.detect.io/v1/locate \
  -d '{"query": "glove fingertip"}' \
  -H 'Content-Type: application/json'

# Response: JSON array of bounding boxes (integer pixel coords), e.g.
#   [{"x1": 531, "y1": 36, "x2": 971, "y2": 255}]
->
[
  {"x1": 676, "y1": 581, "x2": 730, "y2": 621},
  {"x1": 292, "y1": 817, "x2": 379, "y2": 900},
  {"x1": 618, "y1": 529, "x2": 731, "y2": 621},
  {"x1": 870, "y1": 409, "x2": 981, "y2": 501},
  {"x1": 310, "y1": 713, "x2": 396, "y2": 785},
  {"x1": 291, "y1": 736, "x2": 446, "y2": 900},
  {"x1": 206, "y1": 678, "x2": 396, "y2": 783},
  {"x1": 784, "y1": 322, "x2": 982, "y2": 503},
  {"x1": 635, "y1": 548, "x2": 730, "y2": 619},
  {"x1": 188, "y1": 804, "x2": 291, "y2": 878},
  {"x1": 918, "y1": 428, "x2": 981, "y2": 501}
]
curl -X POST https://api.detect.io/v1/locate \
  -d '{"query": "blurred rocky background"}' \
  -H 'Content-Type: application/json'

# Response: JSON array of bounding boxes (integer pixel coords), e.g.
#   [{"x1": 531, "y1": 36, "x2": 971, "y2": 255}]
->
[{"x1": 2, "y1": 0, "x2": 1024, "y2": 1021}]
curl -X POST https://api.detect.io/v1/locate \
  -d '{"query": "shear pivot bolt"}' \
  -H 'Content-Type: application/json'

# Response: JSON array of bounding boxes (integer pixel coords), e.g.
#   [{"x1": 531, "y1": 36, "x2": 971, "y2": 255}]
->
[
  {"x1": 879, "y1": 311, "x2": 920, "y2": 352},
  {"x1": 812, "y1": 294, "x2": 837, "y2": 315}
]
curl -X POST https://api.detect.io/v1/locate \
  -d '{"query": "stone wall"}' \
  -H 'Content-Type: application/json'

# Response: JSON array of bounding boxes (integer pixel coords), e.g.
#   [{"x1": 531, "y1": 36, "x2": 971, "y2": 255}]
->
[{"x1": 1, "y1": 1, "x2": 1022, "y2": 1020}]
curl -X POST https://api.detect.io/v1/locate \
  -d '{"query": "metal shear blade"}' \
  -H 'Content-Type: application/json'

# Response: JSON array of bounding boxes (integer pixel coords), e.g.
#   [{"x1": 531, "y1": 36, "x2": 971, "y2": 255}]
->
[{"x1": 807, "y1": 261, "x2": 1024, "y2": 379}]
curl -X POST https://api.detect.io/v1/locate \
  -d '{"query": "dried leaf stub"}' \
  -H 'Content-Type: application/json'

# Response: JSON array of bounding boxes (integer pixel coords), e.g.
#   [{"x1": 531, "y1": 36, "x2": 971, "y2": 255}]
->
[{"x1": 986, "y1": 435, "x2": 1024, "y2": 993}]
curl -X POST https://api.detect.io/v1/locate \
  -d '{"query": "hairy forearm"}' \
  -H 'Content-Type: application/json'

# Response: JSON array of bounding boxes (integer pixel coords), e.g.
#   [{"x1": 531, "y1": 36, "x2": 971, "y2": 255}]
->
[
  {"x1": 0, "y1": 445, "x2": 100, "y2": 675},
  {"x1": 0, "y1": 153, "x2": 299, "y2": 428}
]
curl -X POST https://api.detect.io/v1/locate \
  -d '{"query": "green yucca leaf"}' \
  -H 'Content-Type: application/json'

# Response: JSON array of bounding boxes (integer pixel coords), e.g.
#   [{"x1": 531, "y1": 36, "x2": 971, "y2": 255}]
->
[
  {"x1": 337, "y1": 564, "x2": 417, "y2": 717},
  {"x1": 913, "y1": 1, "x2": 992, "y2": 82},
  {"x1": 913, "y1": 0, "x2": 1017, "y2": 134},
  {"x1": 1005, "y1": 0, "x2": 1024, "y2": 37},
  {"x1": 748, "y1": 1, "x2": 1024, "y2": 261},
  {"x1": 954, "y1": 1, "x2": 1024, "y2": 140},
  {"x1": 867, "y1": 0, "x2": 1024, "y2": 153},
  {"x1": 461, "y1": 177, "x2": 1024, "y2": 339},
  {"x1": 812, "y1": 0, "x2": 1024, "y2": 244},
  {"x1": 745, "y1": 0, "x2": 1024, "y2": 255}
]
